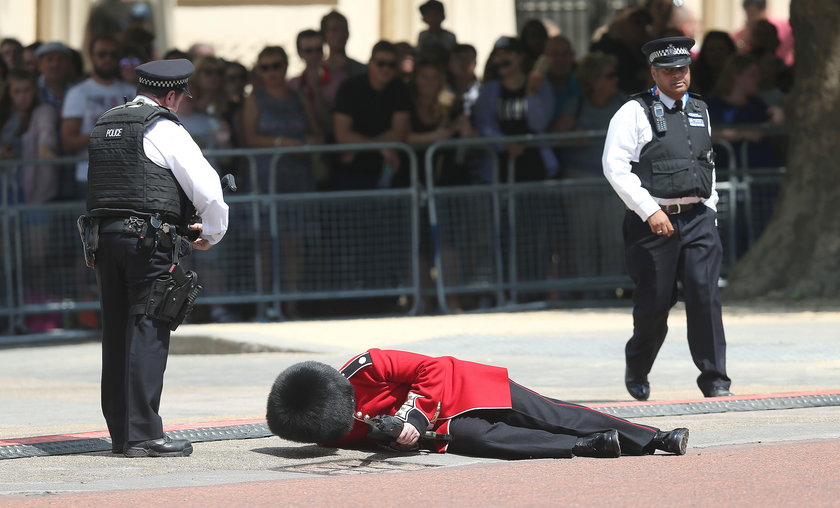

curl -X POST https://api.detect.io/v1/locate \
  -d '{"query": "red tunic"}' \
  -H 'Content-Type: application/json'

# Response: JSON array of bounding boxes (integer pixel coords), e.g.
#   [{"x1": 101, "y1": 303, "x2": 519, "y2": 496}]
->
[{"x1": 325, "y1": 349, "x2": 512, "y2": 452}]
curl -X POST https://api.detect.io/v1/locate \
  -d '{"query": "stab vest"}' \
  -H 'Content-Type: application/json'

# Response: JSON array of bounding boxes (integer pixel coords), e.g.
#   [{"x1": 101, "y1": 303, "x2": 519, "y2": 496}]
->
[
  {"x1": 630, "y1": 92, "x2": 714, "y2": 199},
  {"x1": 86, "y1": 100, "x2": 192, "y2": 226}
]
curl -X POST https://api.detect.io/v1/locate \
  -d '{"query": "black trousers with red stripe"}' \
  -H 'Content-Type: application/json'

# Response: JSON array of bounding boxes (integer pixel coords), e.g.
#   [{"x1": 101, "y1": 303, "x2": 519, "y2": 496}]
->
[{"x1": 446, "y1": 381, "x2": 659, "y2": 459}]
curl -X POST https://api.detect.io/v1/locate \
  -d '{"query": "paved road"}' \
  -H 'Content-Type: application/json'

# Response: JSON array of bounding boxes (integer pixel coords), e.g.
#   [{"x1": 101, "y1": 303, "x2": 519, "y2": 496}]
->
[{"x1": 1, "y1": 306, "x2": 839, "y2": 506}]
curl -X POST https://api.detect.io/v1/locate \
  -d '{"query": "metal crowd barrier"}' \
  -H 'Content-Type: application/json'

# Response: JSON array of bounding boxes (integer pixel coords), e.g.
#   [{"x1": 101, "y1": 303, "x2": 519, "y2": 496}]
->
[{"x1": 0, "y1": 128, "x2": 786, "y2": 338}]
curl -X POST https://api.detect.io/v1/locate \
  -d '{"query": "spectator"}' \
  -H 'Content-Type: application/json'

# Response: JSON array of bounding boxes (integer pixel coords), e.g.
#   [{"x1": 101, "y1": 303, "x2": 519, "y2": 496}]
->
[
  {"x1": 555, "y1": 53, "x2": 625, "y2": 175},
  {"x1": 408, "y1": 59, "x2": 475, "y2": 313},
  {"x1": 188, "y1": 56, "x2": 229, "y2": 117},
  {"x1": 644, "y1": 0, "x2": 675, "y2": 39},
  {"x1": 61, "y1": 34, "x2": 135, "y2": 199},
  {"x1": 22, "y1": 42, "x2": 42, "y2": 76},
  {"x1": 444, "y1": 43, "x2": 480, "y2": 119},
  {"x1": 224, "y1": 60, "x2": 249, "y2": 110},
  {"x1": 0, "y1": 57, "x2": 7, "y2": 84},
  {"x1": 749, "y1": 19, "x2": 792, "y2": 107},
  {"x1": 529, "y1": 35, "x2": 581, "y2": 129},
  {"x1": 407, "y1": 58, "x2": 474, "y2": 185},
  {"x1": 1, "y1": 38, "x2": 24, "y2": 71},
  {"x1": 733, "y1": 0, "x2": 794, "y2": 66},
  {"x1": 590, "y1": 7, "x2": 653, "y2": 95},
  {"x1": 553, "y1": 53, "x2": 626, "y2": 280},
  {"x1": 394, "y1": 42, "x2": 416, "y2": 84},
  {"x1": 163, "y1": 48, "x2": 189, "y2": 60},
  {"x1": 707, "y1": 54, "x2": 783, "y2": 171},
  {"x1": 118, "y1": 25, "x2": 155, "y2": 61},
  {"x1": 473, "y1": 36, "x2": 557, "y2": 183},
  {"x1": 242, "y1": 46, "x2": 316, "y2": 192},
  {"x1": 0, "y1": 69, "x2": 59, "y2": 203},
  {"x1": 321, "y1": 10, "x2": 367, "y2": 79},
  {"x1": 289, "y1": 29, "x2": 340, "y2": 141},
  {"x1": 180, "y1": 56, "x2": 233, "y2": 171},
  {"x1": 0, "y1": 69, "x2": 61, "y2": 331},
  {"x1": 332, "y1": 40, "x2": 410, "y2": 190},
  {"x1": 223, "y1": 59, "x2": 249, "y2": 147},
  {"x1": 242, "y1": 45, "x2": 317, "y2": 319},
  {"x1": 118, "y1": 45, "x2": 146, "y2": 86},
  {"x1": 518, "y1": 19, "x2": 549, "y2": 73},
  {"x1": 416, "y1": 0, "x2": 456, "y2": 61},
  {"x1": 690, "y1": 31, "x2": 737, "y2": 97},
  {"x1": 188, "y1": 42, "x2": 215, "y2": 61},
  {"x1": 708, "y1": 54, "x2": 784, "y2": 257}
]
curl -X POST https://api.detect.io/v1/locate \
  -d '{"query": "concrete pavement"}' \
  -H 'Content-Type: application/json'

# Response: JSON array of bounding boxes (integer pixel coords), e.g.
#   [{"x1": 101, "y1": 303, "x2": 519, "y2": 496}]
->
[{"x1": 1, "y1": 305, "x2": 839, "y2": 504}]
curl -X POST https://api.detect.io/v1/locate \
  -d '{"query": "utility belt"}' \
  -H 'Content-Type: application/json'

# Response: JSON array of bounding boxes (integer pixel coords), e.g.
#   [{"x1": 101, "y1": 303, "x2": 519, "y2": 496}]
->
[{"x1": 76, "y1": 214, "x2": 203, "y2": 331}]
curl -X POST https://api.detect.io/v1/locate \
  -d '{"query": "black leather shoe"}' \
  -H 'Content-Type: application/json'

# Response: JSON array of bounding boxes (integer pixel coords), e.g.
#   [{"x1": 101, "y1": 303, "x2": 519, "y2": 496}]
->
[
  {"x1": 124, "y1": 436, "x2": 193, "y2": 457},
  {"x1": 625, "y1": 368, "x2": 650, "y2": 401},
  {"x1": 573, "y1": 429, "x2": 621, "y2": 458},
  {"x1": 703, "y1": 387, "x2": 734, "y2": 398},
  {"x1": 649, "y1": 428, "x2": 689, "y2": 455}
]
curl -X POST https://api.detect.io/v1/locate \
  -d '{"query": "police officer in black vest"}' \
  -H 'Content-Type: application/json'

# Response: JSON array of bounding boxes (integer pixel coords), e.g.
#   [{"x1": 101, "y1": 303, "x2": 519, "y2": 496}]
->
[
  {"x1": 85, "y1": 59, "x2": 229, "y2": 456},
  {"x1": 602, "y1": 37, "x2": 732, "y2": 400}
]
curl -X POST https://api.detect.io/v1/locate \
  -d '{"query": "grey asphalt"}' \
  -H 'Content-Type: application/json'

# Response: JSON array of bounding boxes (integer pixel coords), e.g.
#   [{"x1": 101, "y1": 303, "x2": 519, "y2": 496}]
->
[{"x1": 1, "y1": 304, "x2": 839, "y2": 500}]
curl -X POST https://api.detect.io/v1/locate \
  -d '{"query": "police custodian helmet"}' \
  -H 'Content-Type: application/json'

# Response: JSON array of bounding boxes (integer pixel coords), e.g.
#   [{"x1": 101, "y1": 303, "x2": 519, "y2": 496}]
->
[
  {"x1": 135, "y1": 58, "x2": 195, "y2": 98},
  {"x1": 641, "y1": 36, "x2": 695, "y2": 68},
  {"x1": 266, "y1": 361, "x2": 355, "y2": 443}
]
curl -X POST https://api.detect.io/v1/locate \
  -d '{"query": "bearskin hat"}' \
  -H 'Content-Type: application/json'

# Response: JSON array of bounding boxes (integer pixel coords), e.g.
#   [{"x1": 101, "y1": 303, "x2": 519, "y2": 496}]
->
[{"x1": 266, "y1": 361, "x2": 355, "y2": 443}]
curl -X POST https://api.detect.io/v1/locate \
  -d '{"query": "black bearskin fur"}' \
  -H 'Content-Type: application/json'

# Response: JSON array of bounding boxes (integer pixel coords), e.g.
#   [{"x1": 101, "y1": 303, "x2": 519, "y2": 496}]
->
[{"x1": 266, "y1": 361, "x2": 355, "y2": 443}]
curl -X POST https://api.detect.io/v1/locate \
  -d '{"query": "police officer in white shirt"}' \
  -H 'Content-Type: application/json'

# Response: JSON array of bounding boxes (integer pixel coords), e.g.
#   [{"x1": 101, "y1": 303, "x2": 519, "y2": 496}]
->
[
  {"x1": 85, "y1": 59, "x2": 229, "y2": 457},
  {"x1": 602, "y1": 37, "x2": 732, "y2": 401}
]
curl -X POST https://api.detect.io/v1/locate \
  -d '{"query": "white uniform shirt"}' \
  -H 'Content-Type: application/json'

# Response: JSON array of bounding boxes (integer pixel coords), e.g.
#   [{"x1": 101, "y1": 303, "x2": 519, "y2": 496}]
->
[
  {"x1": 602, "y1": 92, "x2": 718, "y2": 222},
  {"x1": 135, "y1": 95, "x2": 229, "y2": 245}
]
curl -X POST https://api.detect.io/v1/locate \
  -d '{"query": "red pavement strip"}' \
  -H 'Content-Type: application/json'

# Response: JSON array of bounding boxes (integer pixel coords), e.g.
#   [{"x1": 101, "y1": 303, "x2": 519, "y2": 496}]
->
[
  {"x1": 1, "y1": 439, "x2": 839, "y2": 507},
  {"x1": 0, "y1": 420, "x2": 265, "y2": 447},
  {"x1": 3, "y1": 390, "x2": 839, "y2": 447}
]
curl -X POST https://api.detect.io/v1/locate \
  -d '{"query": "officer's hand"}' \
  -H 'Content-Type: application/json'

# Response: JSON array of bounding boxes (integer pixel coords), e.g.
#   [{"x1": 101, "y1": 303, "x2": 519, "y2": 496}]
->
[
  {"x1": 647, "y1": 210, "x2": 674, "y2": 237},
  {"x1": 392, "y1": 422, "x2": 420, "y2": 448},
  {"x1": 188, "y1": 224, "x2": 213, "y2": 250}
]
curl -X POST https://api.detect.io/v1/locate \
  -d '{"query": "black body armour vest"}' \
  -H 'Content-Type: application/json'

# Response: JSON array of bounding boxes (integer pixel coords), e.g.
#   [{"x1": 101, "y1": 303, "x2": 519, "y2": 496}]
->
[
  {"x1": 86, "y1": 101, "x2": 193, "y2": 226},
  {"x1": 630, "y1": 92, "x2": 714, "y2": 199}
]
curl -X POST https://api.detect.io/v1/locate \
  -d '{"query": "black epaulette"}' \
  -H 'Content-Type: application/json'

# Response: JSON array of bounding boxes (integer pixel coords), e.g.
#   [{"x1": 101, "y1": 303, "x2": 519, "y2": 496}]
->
[{"x1": 340, "y1": 352, "x2": 373, "y2": 379}]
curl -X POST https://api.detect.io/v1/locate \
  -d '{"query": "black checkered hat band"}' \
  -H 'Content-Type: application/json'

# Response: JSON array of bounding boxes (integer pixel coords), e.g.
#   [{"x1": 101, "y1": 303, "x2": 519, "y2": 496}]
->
[{"x1": 138, "y1": 76, "x2": 189, "y2": 87}]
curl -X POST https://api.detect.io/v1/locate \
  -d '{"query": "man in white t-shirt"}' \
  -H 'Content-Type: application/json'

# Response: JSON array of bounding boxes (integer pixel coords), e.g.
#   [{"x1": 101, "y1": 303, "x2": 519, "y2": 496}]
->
[{"x1": 61, "y1": 35, "x2": 135, "y2": 199}]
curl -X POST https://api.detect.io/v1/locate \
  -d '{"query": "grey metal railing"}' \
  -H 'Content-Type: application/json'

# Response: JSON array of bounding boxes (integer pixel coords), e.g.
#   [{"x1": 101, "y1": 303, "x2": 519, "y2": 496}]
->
[{"x1": 0, "y1": 127, "x2": 786, "y2": 337}]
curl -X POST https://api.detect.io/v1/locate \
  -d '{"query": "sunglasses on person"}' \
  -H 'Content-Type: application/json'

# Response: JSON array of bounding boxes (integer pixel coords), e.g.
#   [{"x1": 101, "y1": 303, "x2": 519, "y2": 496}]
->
[
  {"x1": 374, "y1": 59, "x2": 398, "y2": 69},
  {"x1": 496, "y1": 59, "x2": 514, "y2": 69},
  {"x1": 201, "y1": 67, "x2": 224, "y2": 76},
  {"x1": 259, "y1": 62, "x2": 286, "y2": 72},
  {"x1": 95, "y1": 50, "x2": 119, "y2": 59},
  {"x1": 227, "y1": 73, "x2": 248, "y2": 83},
  {"x1": 300, "y1": 47, "x2": 323, "y2": 55},
  {"x1": 119, "y1": 57, "x2": 141, "y2": 68}
]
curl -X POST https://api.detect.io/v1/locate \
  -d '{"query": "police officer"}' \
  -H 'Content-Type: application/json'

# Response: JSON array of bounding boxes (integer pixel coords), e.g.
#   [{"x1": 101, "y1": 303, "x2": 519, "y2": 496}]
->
[
  {"x1": 86, "y1": 59, "x2": 229, "y2": 457},
  {"x1": 602, "y1": 37, "x2": 732, "y2": 400}
]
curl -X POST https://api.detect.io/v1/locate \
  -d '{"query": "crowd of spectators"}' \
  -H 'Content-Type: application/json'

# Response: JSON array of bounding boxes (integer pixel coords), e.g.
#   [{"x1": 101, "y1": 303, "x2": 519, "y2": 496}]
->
[{"x1": 0, "y1": 0, "x2": 794, "y2": 325}]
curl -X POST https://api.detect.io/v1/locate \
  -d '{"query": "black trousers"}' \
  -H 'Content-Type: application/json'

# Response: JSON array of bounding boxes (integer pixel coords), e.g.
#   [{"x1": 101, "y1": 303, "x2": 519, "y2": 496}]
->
[
  {"x1": 95, "y1": 232, "x2": 176, "y2": 448},
  {"x1": 446, "y1": 381, "x2": 659, "y2": 459},
  {"x1": 623, "y1": 206, "x2": 730, "y2": 392}
]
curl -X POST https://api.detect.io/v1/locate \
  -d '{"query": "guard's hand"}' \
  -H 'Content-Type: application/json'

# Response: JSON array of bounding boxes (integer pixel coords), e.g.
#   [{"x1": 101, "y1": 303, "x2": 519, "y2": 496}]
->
[
  {"x1": 391, "y1": 422, "x2": 420, "y2": 449},
  {"x1": 188, "y1": 224, "x2": 212, "y2": 250},
  {"x1": 647, "y1": 210, "x2": 674, "y2": 237}
]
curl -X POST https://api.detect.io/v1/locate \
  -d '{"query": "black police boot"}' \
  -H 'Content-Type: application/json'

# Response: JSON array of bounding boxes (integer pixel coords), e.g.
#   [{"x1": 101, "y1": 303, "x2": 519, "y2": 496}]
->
[
  {"x1": 572, "y1": 429, "x2": 621, "y2": 458},
  {"x1": 625, "y1": 367, "x2": 650, "y2": 401},
  {"x1": 647, "y1": 428, "x2": 689, "y2": 455},
  {"x1": 124, "y1": 435, "x2": 193, "y2": 458}
]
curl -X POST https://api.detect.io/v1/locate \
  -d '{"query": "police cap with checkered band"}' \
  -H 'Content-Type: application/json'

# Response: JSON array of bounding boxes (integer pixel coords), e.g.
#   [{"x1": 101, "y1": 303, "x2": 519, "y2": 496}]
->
[
  {"x1": 641, "y1": 36, "x2": 694, "y2": 69},
  {"x1": 135, "y1": 58, "x2": 194, "y2": 98}
]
